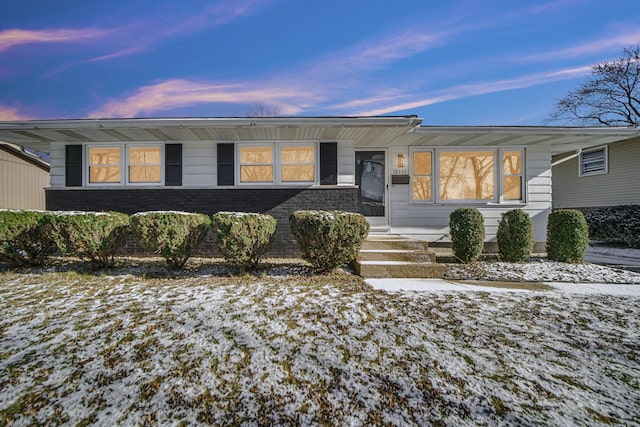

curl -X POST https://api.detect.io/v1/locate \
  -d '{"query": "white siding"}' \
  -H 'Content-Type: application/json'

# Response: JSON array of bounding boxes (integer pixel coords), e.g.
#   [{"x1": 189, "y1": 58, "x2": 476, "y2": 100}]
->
[
  {"x1": 388, "y1": 144, "x2": 551, "y2": 244},
  {"x1": 552, "y1": 137, "x2": 640, "y2": 208},
  {"x1": 49, "y1": 142, "x2": 66, "y2": 188},
  {"x1": 0, "y1": 147, "x2": 49, "y2": 209},
  {"x1": 183, "y1": 141, "x2": 216, "y2": 187},
  {"x1": 337, "y1": 140, "x2": 355, "y2": 185}
]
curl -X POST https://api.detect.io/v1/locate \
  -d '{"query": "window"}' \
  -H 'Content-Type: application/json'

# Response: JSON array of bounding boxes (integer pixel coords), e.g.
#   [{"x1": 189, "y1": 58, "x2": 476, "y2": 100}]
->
[
  {"x1": 239, "y1": 145, "x2": 274, "y2": 183},
  {"x1": 439, "y1": 150, "x2": 495, "y2": 201},
  {"x1": 411, "y1": 150, "x2": 432, "y2": 201},
  {"x1": 129, "y1": 146, "x2": 161, "y2": 183},
  {"x1": 89, "y1": 147, "x2": 121, "y2": 183},
  {"x1": 579, "y1": 147, "x2": 607, "y2": 176},
  {"x1": 86, "y1": 144, "x2": 163, "y2": 185},
  {"x1": 238, "y1": 143, "x2": 316, "y2": 185},
  {"x1": 502, "y1": 150, "x2": 523, "y2": 201},
  {"x1": 410, "y1": 148, "x2": 525, "y2": 203},
  {"x1": 281, "y1": 144, "x2": 315, "y2": 183}
]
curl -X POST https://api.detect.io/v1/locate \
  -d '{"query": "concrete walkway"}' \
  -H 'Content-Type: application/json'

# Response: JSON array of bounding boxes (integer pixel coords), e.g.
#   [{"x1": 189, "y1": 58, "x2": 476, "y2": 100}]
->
[
  {"x1": 366, "y1": 278, "x2": 640, "y2": 296},
  {"x1": 584, "y1": 241, "x2": 640, "y2": 271}
]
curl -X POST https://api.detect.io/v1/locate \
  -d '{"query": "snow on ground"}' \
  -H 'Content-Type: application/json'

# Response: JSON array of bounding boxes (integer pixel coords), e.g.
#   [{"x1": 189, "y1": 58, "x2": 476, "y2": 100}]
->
[{"x1": 1, "y1": 267, "x2": 639, "y2": 426}]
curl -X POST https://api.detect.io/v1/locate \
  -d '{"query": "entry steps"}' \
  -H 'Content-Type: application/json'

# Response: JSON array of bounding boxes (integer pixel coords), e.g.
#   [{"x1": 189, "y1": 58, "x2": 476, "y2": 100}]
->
[{"x1": 353, "y1": 235, "x2": 445, "y2": 278}]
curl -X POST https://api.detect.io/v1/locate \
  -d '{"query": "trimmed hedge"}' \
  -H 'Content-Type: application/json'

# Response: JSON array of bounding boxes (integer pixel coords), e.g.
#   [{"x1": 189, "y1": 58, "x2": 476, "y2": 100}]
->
[
  {"x1": 497, "y1": 209, "x2": 534, "y2": 262},
  {"x1": 449, "y1": 208, "x2": 485, "y2": 263},
  {"x1": 584, "y1": 205, "x2": 640, "y2": 248},
  {"x1": 130, "y1": 211, "x2": 211, "y2": 269},
  {"x1": 51, "y1": 211, "x2": 130, "y2": 269},
  {"x1": 290, "y1": 210, "x2": 369, "y2": 273},
  {"x1": 211, "y1": 212, "x2": 277, "y2": 272},
  {"x1": 0, "y1": 210, "x2": 57, "y2": 268},
  {"x1": 546, "y1": 210, "x2": 589, "y2": 263}
]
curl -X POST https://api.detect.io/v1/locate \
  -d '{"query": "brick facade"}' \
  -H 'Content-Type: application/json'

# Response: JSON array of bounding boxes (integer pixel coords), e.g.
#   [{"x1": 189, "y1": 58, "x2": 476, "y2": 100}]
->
[{"x1": 46, "y1": 187, "x2": 358, "y2": 256}]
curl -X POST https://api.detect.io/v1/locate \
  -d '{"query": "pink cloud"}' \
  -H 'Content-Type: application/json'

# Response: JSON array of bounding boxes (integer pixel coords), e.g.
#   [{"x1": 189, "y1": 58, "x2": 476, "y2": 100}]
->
[
  {"x1": 89, "y1": 79, "x2": 316, "y2": 118},
  {"x1": 0, "y1": 104, "x2": 34, "y2": 120},
  {"x1": 0, "y1": 28, "x2": 109, "y2": 51}
]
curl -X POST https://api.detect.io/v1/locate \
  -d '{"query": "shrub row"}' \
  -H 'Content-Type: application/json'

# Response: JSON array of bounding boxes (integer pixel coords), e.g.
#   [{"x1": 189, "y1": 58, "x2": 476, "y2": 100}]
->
[
  {"x1": 449, "y1": 208, "x2": 588, "y2": 264},
  {"x1": 0, "y1": 209, "x2": 369, "y2": 272},
  {"x1": 583, "y1": 205, "x2": 640, "y2": 248}
]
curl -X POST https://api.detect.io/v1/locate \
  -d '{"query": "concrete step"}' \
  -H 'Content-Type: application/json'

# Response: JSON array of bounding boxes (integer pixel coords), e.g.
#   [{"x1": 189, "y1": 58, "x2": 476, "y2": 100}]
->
[
  {"x1": 354, "y1": 235, "x2": 443, "y2": 278},
  {"x1": 353, "y1": 260, "x2": 445, "y2": 278},
  {"x1": 361, "y1": 239, "x2": 430, "y2": 251},
  {"x1": 358, "y1": 249, "x2": 437, "y2": 263}
]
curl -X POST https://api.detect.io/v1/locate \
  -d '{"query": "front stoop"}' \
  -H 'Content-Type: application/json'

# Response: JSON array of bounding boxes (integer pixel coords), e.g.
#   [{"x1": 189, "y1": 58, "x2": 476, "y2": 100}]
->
[{"x1": 353, "y1": 235, "x2": 445, "y2": 278}]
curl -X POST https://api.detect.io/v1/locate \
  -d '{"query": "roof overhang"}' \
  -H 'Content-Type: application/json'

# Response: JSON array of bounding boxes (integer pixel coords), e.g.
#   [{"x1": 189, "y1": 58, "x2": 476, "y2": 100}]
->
[
  {"x1": 0, "y1": 117, "x2": 637, "y2": 156},
  {"x1": 0, "y1": 116, "x2": 423, "y2": 153},
  {"x1": 397, "y1": 126, "x2": 640, "y2": 155}
]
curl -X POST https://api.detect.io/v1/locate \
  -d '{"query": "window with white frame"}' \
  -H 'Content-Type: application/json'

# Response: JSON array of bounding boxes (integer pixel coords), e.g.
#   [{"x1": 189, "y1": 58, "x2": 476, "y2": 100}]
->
[
  {"x1": 238, "y1": 142, "x2": 316, "y2": 184},
  {"x1": 411, "y1": 150, "x2": 432, "y2": 201},
  {"x1": 579, "y1": 146, "x2": 607, "y2": 176},
  {"x1": 88, "y1": 147, "x2": 122, "y2": 184},
  {"x1": 502, "y1": 150, "x2": 523, "y2": 201},
  {"x1": 87, "y1": 144, "x2": 162, "y2": 185},
  {"x1": 410, "y1": 148, "x2": 525, "y2": 203}
]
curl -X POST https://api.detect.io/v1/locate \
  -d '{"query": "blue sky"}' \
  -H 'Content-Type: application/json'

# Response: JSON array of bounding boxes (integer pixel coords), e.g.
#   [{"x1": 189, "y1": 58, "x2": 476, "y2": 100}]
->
[{"x1": 1, "y1": 0, "x2": 639, "y2": 125}]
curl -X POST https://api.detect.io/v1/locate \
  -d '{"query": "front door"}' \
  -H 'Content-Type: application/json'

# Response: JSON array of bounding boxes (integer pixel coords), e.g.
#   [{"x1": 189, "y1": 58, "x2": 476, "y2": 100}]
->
[{"x1": 355, "y1": 151, "x2": 388, "y2": 230}]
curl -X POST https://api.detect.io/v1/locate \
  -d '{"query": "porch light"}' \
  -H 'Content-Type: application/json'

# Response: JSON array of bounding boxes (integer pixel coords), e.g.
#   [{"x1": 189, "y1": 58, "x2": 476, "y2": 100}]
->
[{"x1": 397, "y1": 153, "x2": 406, "y2": 168}]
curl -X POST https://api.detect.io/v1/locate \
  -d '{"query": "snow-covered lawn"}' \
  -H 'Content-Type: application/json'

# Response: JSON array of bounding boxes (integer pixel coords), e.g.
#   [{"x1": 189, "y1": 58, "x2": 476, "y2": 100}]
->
[{"x1": 1, "y1": 262, "x2": 639, "y2": 425}]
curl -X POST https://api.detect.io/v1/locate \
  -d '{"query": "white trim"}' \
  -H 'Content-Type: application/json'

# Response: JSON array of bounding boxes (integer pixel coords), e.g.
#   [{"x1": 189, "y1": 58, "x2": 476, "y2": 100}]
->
[
  {"x1": 84, "y1": 142, "x2": 165, "y2": 187},
  {"x1": 408, "y1": 146, "x2": 527, "y2": 204},
  {"x1": 578, "y1": 145, "x2": 608, "y2": 177},
  {"x1": 235, "y1": 141, "x2": 318, "y2": 186}
]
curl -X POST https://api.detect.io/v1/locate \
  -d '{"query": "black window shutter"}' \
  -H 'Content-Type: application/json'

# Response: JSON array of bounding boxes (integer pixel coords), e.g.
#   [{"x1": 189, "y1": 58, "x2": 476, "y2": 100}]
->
[
  {"x1": 217, "y1": 143, "x2": 234, "y2": 186},
  {"x1": 65, "y1": 145, "x2": 83, "y2": 187},
  {"x1": 320, "y1": 142, "x2": 338, "y2": 185},
  {"x1": 165, "y1": 144, "x2": 182, "y2": 186}
]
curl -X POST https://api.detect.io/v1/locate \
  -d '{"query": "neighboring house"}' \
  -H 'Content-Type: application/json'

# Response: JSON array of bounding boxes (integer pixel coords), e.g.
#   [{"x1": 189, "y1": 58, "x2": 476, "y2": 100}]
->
[
  {"x1": 0, "y1": 117, "x2": 637, "y2": 254},
  {"x1": 0, "y1": 142, "x2": 49, "y2": 210},
  {"x1": 552, "y1": 136, "x2": 640, "y2": 210}
]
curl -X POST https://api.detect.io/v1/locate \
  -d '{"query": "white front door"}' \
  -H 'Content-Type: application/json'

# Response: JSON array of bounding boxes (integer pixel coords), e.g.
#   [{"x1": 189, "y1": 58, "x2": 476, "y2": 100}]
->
[{"x1": 355, "y1": 150, "x2": 388, "y2": 231}]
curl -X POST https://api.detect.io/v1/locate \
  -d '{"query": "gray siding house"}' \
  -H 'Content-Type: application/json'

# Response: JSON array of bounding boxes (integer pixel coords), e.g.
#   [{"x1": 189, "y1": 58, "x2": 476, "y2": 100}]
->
[
  {"x1": 552, "y1": 136, "x2": 640, "y2": 209},
  {"x1": 0, "y1": 117, "x2": 638, "y2": 254}
]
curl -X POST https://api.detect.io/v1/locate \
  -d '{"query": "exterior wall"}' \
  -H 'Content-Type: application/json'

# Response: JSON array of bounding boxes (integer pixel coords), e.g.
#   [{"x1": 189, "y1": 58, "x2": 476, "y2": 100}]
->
[
  {"x1": 387, "y1": 144, "x2": 552, "y2": 248},
  {"x1": 552, "y1": 137, "x2": 640, "y2": 209},
  {"x1": 0, "y1": 147, "x2": 49, "y2": 209},
  {"x1": 46, "y1": 187, "x2": 357, "y2": 256}
]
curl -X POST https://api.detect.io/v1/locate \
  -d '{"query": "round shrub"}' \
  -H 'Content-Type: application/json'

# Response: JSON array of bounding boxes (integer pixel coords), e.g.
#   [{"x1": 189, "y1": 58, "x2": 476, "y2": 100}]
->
[
  {"x1": 546, "y1": 210, "x2": 589, "y2": 263},
  {"x1": 51, "y1": 211, "x2": 130, "y2": 269},
  {"x1": 289, "y1": 210, "x2": 369, "y2": 273},
  {"x1": 0, "y1": 210, "x2": 57, "y2": 268},
  {"x1": 130, "y1": 211, "x2": 211, "y2": 269},
  {"x1": 449, "y1": 208, "x2": 485, "y2": 263},
  {"x1": 497, "y1": 209, "x2": 534, "y2": 262},
  {"x1": 211, "y1": 212, "x2": 277, "y2": 272}
]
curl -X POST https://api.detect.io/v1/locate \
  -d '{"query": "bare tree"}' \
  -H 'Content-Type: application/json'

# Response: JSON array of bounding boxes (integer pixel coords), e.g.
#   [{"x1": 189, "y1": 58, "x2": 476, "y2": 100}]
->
[
  {"x1": 547, "y1": 45, "x2": 640, "y2": 127},
  {"x1": 244, "y1": 102, "x2": 282, "y2": 117}
]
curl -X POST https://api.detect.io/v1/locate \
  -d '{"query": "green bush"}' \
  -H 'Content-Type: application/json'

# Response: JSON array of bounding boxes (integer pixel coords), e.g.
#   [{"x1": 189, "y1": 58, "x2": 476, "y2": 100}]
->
[
  {"x1": 584, "y1": 205, "x2": 640, "y2": 248},
  {"x1": 546, "y1": 210, "x2": 589, "y2": 263},
  {"x1": 497, "y1": 209, "x2": 534, "y2": 262},
  {"x1": 130, "y1": 211, "x2": 210, "y2": 269},
  {"x1": 211, "y1": 212, "x2": 277, "y2": 272},
  {"x1": 449, "y1": 208, "x2": 485, "y2": 263},
  {"x1": 51, "y1": 211, "x2": 130, "y2": 269},
  {"x1": 0, "y1": 210, "x2": 57, "y2": 268},
  {"x1": 290, "y1": 210, "x2": 369, "y2": 273}
]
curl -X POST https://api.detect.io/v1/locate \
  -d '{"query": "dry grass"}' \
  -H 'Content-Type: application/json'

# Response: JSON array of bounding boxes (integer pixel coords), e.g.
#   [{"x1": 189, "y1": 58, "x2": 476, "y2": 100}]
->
[{"x1": 1, "y1": 259, "x2": 639, "y2": 425}]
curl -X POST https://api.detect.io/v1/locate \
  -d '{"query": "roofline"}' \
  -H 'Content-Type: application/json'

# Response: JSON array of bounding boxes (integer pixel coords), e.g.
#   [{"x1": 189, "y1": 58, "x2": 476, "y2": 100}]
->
[
  {"x1": 0, "y1": 142, "x2": 49, "y2": 172},
  {"x1": 0, "y1": 115, "x2": 423, "y2": 130},
  {"x1": 414, "y1": 125, "x2": 640, "y2": 136}
]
